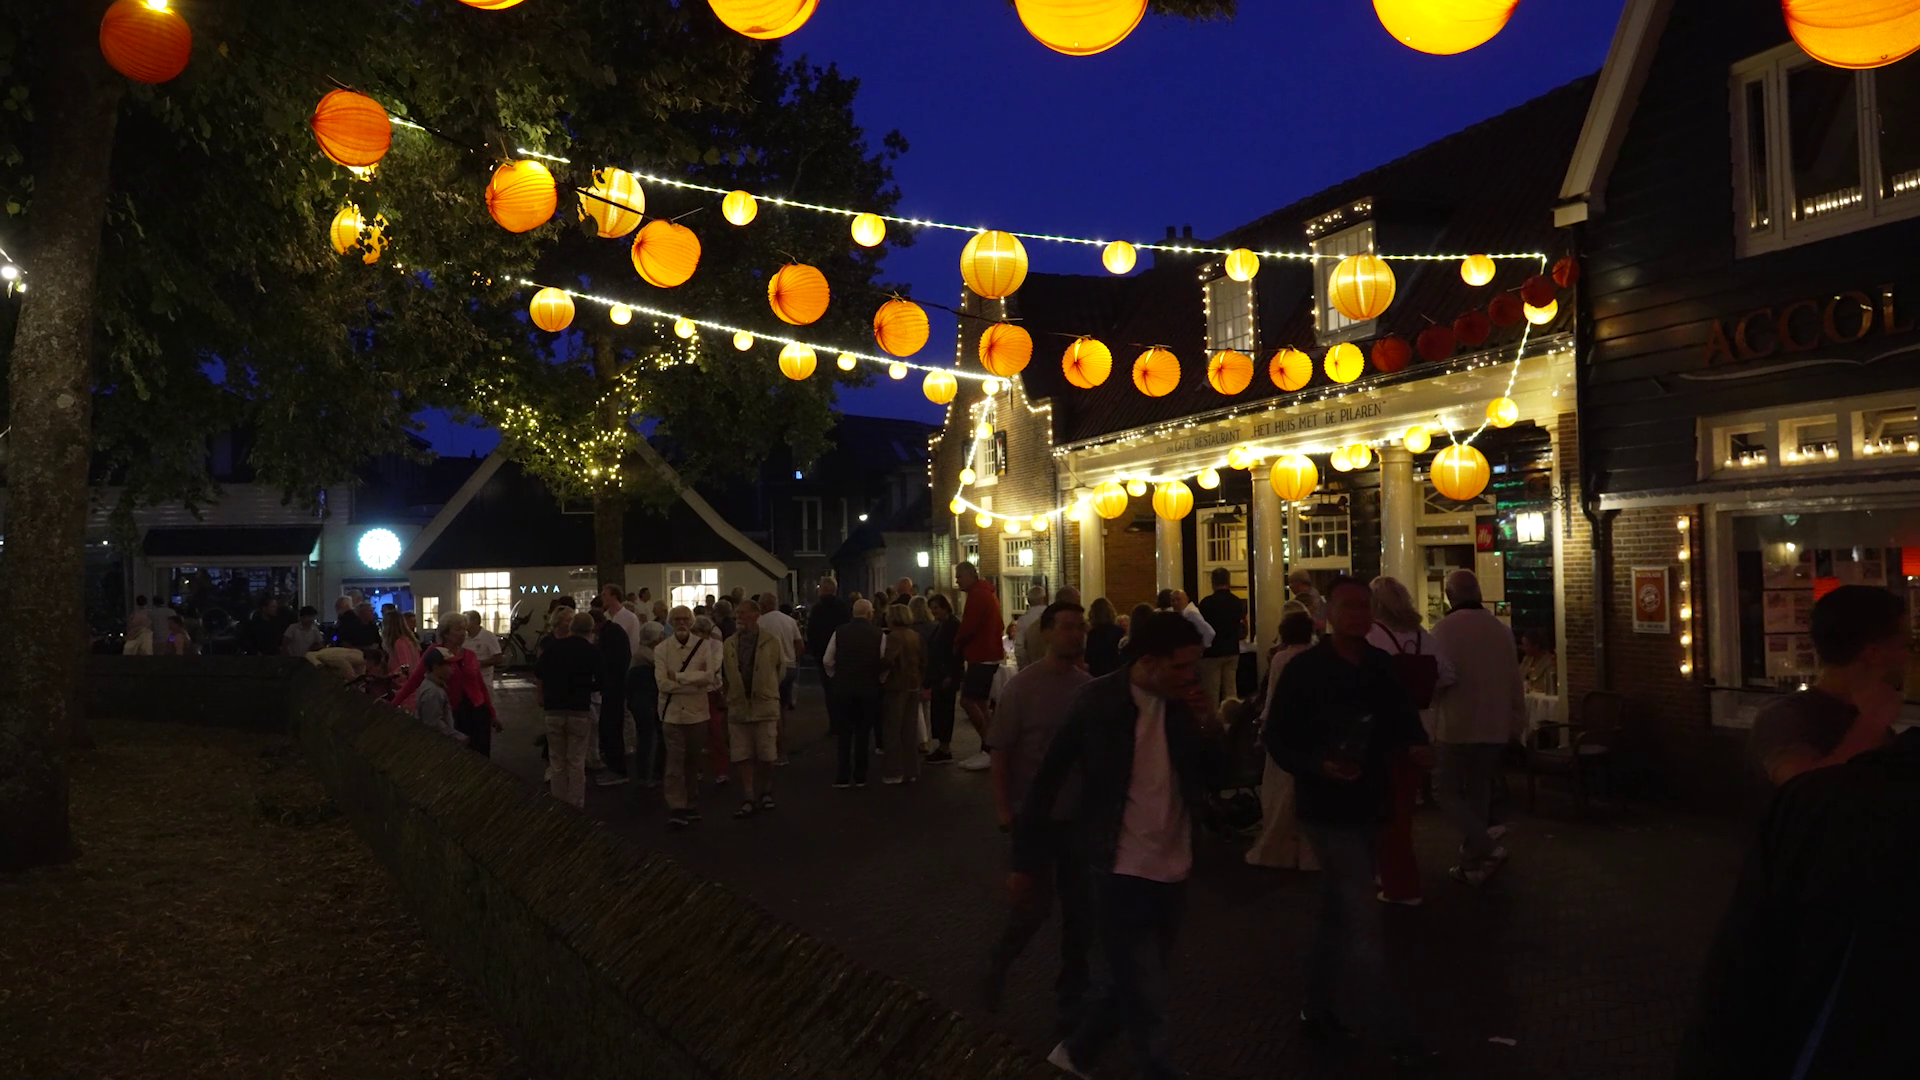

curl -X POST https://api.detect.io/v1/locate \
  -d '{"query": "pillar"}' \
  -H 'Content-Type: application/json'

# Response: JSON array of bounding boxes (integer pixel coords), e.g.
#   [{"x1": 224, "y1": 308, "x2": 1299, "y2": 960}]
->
[
  {"x1": 1155, "y1": 512, "x2": 1183, "y2": 599},
  {"x1": 1548, "y1": 423, "x2": 1571, "y2": 723},
  {"x1": 1380, "y1": 445, "x2": 1421, "y2": 593},
  {"x1": 1078, "y1": 514, "x2": 1106, "y2": 604},
  {"x1": 1252, "y1": 473, "x2": 1284, "y2": 647}
]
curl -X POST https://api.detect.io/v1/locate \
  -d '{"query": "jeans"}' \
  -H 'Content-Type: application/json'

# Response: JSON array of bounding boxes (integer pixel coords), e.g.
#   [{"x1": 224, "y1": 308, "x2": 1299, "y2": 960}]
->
[
  {"x1": 882, "y1": 692, "x2": 922, "y2": 781},
  {"x1": 990, "y1": 821, "x2": 1093, "y2": 1036},
  {"x1": 1435, "y1": 741, "x2": 1506, "y2": 864},
  {"x1": 1064, "y1": 872, "x2": 1186, "y2": 1080},
  {"x1": 599, "y1": 663, "x2": 629, "y2": 776},
  {"x1": 835, "y1": 695, "x2": 879, "y2": 785},
  {"x1": 929, "y1": 682, "x2": 958, "y2": 747},
  {"x1": 661, "y1": 723, "x2": 705, "y2": 811},
  {"x1": 544, "y1": 710, "x2": 591, "y2": 808},
  {"x1": 626, "y1": 666, "x2": 662, "y2": 782},
  {"x1": 454, "y1": 701, "x2": 492, "y2": 758},
  {"x1": 1301, "y1": 823, "x2": 1414, "y2": 1045}
]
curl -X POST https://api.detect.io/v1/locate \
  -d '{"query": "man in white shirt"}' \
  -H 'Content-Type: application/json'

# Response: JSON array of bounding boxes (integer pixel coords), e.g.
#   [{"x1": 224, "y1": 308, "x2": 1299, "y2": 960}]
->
[
  {"x1": 756, "y1": 592, "x2": 802, "y2": 712},
  {"x1": 282, "y1": 606, "x2": 326, "y2": 656},
  {"x1": 464, "y1": 611, "x2": 504, "y2": 670},
  {"x1": 601, "y1": 584, "x2": 644, "y2": 666},
  {"x1": 1170, "y1": 590, "x2": 1216, "y2": 650},
  {"x1": 655, "y1": 605, "x2": 722, "y2": 827},
  {"x1": 1011, "y1": 586, "x2": 1049, "y2": 670}
]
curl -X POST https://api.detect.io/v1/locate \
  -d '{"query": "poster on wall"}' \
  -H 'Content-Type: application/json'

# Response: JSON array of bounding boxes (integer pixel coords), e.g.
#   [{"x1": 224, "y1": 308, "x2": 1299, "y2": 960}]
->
[
  {"x1": 1763, "y1": 589, "x2": 1814, "y2": 634},
  {"x1": 1631, "y1": 566, "x2": 1670, "y2": 634},
  {"x1": 1765, "y1": 633, "x2": 1817, "y2": 677}
]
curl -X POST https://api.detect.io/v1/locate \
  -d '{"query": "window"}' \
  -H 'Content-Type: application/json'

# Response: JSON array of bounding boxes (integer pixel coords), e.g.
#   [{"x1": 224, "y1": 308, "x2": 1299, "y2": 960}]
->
[
  {"x1": 668, "y1": 566, "x2": 719, "y2": 610},
  {"x1": 1704, "y1": 393, "x2": 1920, "y2": 479},
  {"x1": 795, "y1": 497, "x2": 824, "y2": 554},
  {"x1": 1199, "y1": 506, "x2": 1249, "y2": 591},
  {"x1": 1734, "y1": 44, "x2": 1920, "y2": 255},
  {"x1": 1002, "y1": 536, "x2": 1037, "y2": 611},
  {"x1": 419, "y1": 596, "x2": 440, "y2": 631},
  {"x1": 970, "y1": 427, "x2": 1002, "y2": 487},
  {"x1": 1205, "y1": 275, "x2": 1256, "y2": 355},
  {"x1": 1311, "y1": 221, "x2": 1376, "y2": 343},
  {"x1": 456, "y1": 572, "x2": 510, "y2": 634},
  {"x1": 1290, "y1": 497, "x2": 1351, "y2": 568}
]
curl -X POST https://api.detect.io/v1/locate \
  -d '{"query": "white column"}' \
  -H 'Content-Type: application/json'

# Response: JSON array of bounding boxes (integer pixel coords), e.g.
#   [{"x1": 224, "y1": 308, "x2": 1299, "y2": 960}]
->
[
  {"x1": 1379, "y1": 445, "x2": 1421, "y2": 590},
  {"x1": 1155, "y1": 512, "x2": 1183, "y2": 597},
  {"x1": 1549, "y1": 422, "x2": 1571, "y2": 723},
  {"x1": 1252, "y1": 473, "x2": 1284, "y2": 647},
  {"x1": 1078, "y1": 511, "x2": 1106, "y2": 603}
]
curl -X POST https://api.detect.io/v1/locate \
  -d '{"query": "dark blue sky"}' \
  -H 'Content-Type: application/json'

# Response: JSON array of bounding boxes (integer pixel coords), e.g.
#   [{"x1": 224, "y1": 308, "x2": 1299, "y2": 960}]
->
[{"x1": 423, "y1": 0, "x2": 1625, "y2": 456}]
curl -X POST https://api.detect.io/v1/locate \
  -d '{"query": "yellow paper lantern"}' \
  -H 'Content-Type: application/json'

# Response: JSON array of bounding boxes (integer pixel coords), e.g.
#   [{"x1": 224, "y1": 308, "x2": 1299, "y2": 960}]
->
[
  {"x1": 1486, "y1": 397, "x2": 1519, "y2": 428},
  {"x1": 529, "y1": 287, "x2": 575, "y2": 333},
  {"x1": 979, "y1": 322, "x2": 1034, "y2": 377},
  {"x1": 579, "y1": 168, "x2": 644, "y2": 239},
  {"x1": 310, "y1": 90, "x2": 392, "y2": 169},
  {"x1": 1063, "y1": 337, "x2": 1114, "y2": 389},
  {"x1": 1328, "y1": 254, "x2": 1397, "y2": 321},
  {"x1": 982, "y1": 378, "x2": 1003, "y2": 395},
  {"x1": 888, "y1": 362, "x2": 908, "y2": 380},
  {"x1": 1032, "y1": 515, "x2": 1050, "y2": 532},
  {"x1": 1005, "y1": 519, "x2": 1021, "y2": 535},
  {"x1": 850, "y1": 212, "x2": 887, "y2": 247},
  {"x1": 923, "y1": 369, "x2": 958, "y2": 405},
  {"x1": 1269, "y1": 347, "x2": 1313, "y2": 392},
  {"x1": 610, "y1": 304, "x2": 632, "y2": 326},
  {"x1": 1346, "y1": 443, "x2": 1374, "y2": 470},
  {"x1": 1126, "y1": 478, "x2": 1148, "y2": 498},
  {"x1": 1152, "y1": 481, "x2": 1195, "y2": 521},
  {"x1": 1524, "y1": 298, "x2": 1558, "y2": 325},
  {"x1": 1132, "y1": 348, "x2": 1180, "y2": 398},
  {"x1": 1460, "y1": 253, "x2": 1496, "y2": 287},
  {"x1": 976, "y1": 512, "x2": 994, "y2": 529},
  {"x1": 1091, "y1": 481, "x2": 1130, "y2": 519},
  {"x1": 1784, "y1": 0, "x2": 1920, "y2": 68},
  {"x1": 960, "y1": 467, "x2": 978, "y2": 486},
  {"x1": 733, "y1": 331, "x2": 755, "y2": 351},
  {"x1": 836, "y1": 352, "x2": 858, "y2": 371},
  {"x1": 1225, "y1": 444, "x2": 1250, "y2": 470},
  {"x1": 1223, "y1": 248, "x2": 1260, "y2": 283},
  {"x1": 721, "y1": 189, "x2": 758, "y2": 226},
  {"x1": 1207, "y1": 350, "x2": 1254, "y2": 395},
  {"x1": 1269, "y1": 454, "x2": 1319, "y2": 502},
  {"x1": 674, "y1": 317, "x2": 697, "y2": 339},
  {"x1": 1331, "y1": 446, "x2": 1354, "y2": 473},
  {"x1": 459, "y1": 0, "x2": 529, "y2": 7},
  {"x1": 975, "y1": 420, "x2": 994, "y2": 440},
  {"x1": 486, "y1": 160, "x2": 558, "y2": 233},
  {"x1": 874, "y1": 298, "x2": 930, "y2": 357},
  {"x1": 778, "y1": 342, "x2": 817, "y2": 381},
  {"x1": 631, "y1": 220, "x2": 702, "y2": 288},
  {"x1": 329, "y1": 205, "x2": 364, "y2": 255},
  {"x1": 707, "y1": 0, "x2": 817, "y2": 38},
  {"x1": 1324, "y1": 342, "x2": 1365, "y2": 384},
  {"x1": 1404, "y1": 425, "x2": 1432, "y2": 454},
  {"x1": 1102, "y1": 240, "x2": 1137, "y2": 275},
  {"x1": 1197, "y1": 467, "x2": 1221, "y2": 490},
  {"x1": 949, "y1": 498, "x2": 966, "y2": 515},
  {"x1": 768, "y1": 263, "x2": 831, "y2": 326},
  {"x1": 1014, "y1": 0, "x2": 1148, "y2": 55},
  {"x1": 1372, "y1": 0, "x2": 1518, "y2": 56},
  {"x1": 960, "y1": 230, "x2": 1029, "y2": 299},
  {"x1": 1431, "y1": 443, "x2": 1492, "y2": 501}
]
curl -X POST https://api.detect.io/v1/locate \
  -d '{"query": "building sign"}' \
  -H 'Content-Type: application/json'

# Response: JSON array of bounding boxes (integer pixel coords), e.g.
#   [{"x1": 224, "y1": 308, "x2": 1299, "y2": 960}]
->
[
  {"x1": 1251, "y1": 400, "x2": 1385, "y2": 439},
  {"x1": 1631, "y1": 566, "x2": 1670, "y2": 634},
  {"x1": 1701, "y1": 286, "x2": 1912, "y2": 367}
]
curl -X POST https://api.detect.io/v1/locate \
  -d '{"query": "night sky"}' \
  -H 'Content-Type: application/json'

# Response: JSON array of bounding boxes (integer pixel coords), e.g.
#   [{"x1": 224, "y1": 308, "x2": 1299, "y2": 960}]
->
[{"x1": 422, "y1": 0, "x2": 1627, "y2": 456}]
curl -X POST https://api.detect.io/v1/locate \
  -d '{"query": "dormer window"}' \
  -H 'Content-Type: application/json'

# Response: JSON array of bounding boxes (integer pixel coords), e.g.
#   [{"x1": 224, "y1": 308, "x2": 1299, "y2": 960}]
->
[{"x1": 1310, "y1": 218, "x2": 1377, "y2": 344}]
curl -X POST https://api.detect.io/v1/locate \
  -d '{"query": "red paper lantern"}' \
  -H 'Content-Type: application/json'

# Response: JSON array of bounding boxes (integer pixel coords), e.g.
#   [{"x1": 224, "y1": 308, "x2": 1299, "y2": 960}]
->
[
  {"x1": 99, "y1": 0, "x2": 192, "y2": 84},
  {"x1": 1488, "y1": 293, "x2": 1524, "y2": 327},
  {"x1": 1453, "y1": 310, "x2": 1492, "y2": 347},
  {"x1": 1552, "y1": 256, "x2": 1581, "y2": 288},
  {"x1": 310, "y1": 90, "x2": 393, "y2": 168},
  {"x1": 1416, "y1": 325, "x2": 1457, "y2": 363},
  {"x1": 1520, "y1": 274, "x2": 1558, "y2": 309},
  {"x1": 1371, "y1": 335, "x2": 1412, "y2": 374}
]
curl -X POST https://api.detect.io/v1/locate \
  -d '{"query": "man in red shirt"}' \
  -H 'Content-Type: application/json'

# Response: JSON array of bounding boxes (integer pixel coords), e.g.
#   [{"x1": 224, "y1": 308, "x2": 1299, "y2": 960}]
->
[{"x1": 952, "y1": 561, "x2": 1005, "y2": 771}]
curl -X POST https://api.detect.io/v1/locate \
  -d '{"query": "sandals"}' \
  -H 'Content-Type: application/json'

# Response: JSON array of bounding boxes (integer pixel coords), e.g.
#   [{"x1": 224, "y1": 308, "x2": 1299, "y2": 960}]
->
[
  {"x1": 733, "y1": 801, "x2": 757, "y2": 818},
  {"x1": 759, "y1": 795, "x2": 776, "y2": 811}
]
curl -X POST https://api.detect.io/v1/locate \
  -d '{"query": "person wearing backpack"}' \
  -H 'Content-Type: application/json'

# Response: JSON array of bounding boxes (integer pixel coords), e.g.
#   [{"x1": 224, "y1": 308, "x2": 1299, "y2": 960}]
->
[
  {"x1": 1367, "y1": 577, "x2": 1456, "y2": 906},
  {"x1": 1428, "y1": 571, "x2": 1527, "y2": 887}
]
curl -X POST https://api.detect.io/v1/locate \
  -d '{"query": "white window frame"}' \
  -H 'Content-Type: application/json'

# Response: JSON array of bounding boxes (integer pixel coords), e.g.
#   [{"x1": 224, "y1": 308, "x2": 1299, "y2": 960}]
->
[
  {"x1": 1199, "y1": 505, "x2": 1249, "y2": 591},
  {"x1": 1733, "y1": 42, "x2": 1920, "y2": 257},
  {"x1": 1289, "y1": 498, "x2": 1352, "y2": 570},
  {"x1": 795, "y1": 496, "x2": 824, "y2": 555},
  {"x1": 456, "y1": 572, "x2": 511, "y2": 634},
  {"x1": 1204, "y1": 275, "x2": 1257, "y2": 356},
  {"x1": 418, "y1": 596, "x2": 440, "y2": 631},
  {"x1": 970, "y1": 425, "x2": 1000, "y2": 489},
  {"x1": 1311, "y1": 221, "x2": 1378, "y2": 344},
  {"x1": 667, "y1": 566, "x2": 720, "y2": 610},
  {"x1": 1700, "y1": 389, "x2": 1920, "y2": 480}
]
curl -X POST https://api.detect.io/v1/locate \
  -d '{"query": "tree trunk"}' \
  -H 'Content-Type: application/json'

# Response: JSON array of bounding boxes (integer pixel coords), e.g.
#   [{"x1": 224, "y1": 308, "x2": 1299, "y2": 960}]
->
[
  {"x1": 0, "y1": 5, "x2": 122, "y2": 871},
  {"x1": 590, "y1": 335, "x2": 625, "y2": 592}
]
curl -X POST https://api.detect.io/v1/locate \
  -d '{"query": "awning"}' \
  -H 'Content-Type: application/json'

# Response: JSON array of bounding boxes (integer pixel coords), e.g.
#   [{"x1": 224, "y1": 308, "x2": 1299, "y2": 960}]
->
[{"x1": 141, "y1": 526, "x2": 321, "y2": 560}]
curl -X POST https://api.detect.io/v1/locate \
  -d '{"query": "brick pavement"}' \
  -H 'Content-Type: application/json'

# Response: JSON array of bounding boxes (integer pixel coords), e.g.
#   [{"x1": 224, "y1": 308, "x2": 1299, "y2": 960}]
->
[{"x1": 484, "y1": 670, "x2": 1747, "y2": 1080}]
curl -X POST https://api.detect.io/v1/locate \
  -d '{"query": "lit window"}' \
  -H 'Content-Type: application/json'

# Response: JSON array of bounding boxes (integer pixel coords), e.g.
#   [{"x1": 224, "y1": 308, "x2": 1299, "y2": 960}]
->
[
  {"x1": 456, "y1": 572, "x2": 510, "y2": 634},
  {"x1": 419, "y1": 596, "x2": 440, "y2": 631},
  {"x1": 1310, "y1": 220, "x2": 1377, "y2": 344},
  {"x1": 667, "y1": 566, "x2": 719, "y2": 610},
  {"x1": 1205, "y1": 276, "x2": 1256, "y2": 355},
  {"x1": 916, "y1": 550, "x2": 931, "y2": 568}
]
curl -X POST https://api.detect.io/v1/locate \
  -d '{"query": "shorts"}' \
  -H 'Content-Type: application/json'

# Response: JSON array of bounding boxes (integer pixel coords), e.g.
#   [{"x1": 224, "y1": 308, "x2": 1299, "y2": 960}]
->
[
  {"x1": 727, "y1": 719, "x2": 779, "y2": 763},
  {"x1": 961, "y1": 661, "x2": 998, "y2": 702}
]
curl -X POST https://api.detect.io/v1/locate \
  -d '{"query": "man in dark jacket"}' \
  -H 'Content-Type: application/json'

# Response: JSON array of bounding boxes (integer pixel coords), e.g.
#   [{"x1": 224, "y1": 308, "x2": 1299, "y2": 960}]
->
[
  {"x1": 1677, "y1": 725, "x2": 1920, "y2": 1079},
  {"x1": 1012, "y1": 611, "x2": 1223, "y2": 1080},
  {"x1": 805, "y1": 577, "x2": 852, "y2": 733},
  {"x1": 1266, "y1": 575, "x2": 1435, "y2": 1070},
  {"x1": 924, "y1": 593, "x2": 962, "y2": 763}
]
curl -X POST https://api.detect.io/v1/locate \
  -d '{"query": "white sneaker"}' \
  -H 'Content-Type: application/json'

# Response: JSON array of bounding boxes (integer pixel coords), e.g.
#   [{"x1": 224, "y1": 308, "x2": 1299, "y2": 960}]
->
[
  {"x1": 1046, "y1": 1042, "x2": 1092, "y2": 1080},
  {"x1": 881, "y1": 775, "x2": 905, "y2": 786},
  {"x1": 958, "y1": 752, "x2": 992, "y2": 771},
  {"x1": 594, "y1": 772, "x2": 629, "y2": 787}
]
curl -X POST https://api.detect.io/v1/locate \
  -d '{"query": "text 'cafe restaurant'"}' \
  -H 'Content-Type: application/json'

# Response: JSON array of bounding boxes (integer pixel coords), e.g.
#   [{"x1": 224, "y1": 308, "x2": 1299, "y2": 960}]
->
[{"x1": 940, "y1": 78, "x2": 1594, "y2": 713}]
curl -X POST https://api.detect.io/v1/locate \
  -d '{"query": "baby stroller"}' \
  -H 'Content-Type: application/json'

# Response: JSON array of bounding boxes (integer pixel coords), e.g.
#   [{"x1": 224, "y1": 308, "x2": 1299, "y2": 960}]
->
[{"x1": 1203, "y1": 697, "x2": 1268, "y2": 839}]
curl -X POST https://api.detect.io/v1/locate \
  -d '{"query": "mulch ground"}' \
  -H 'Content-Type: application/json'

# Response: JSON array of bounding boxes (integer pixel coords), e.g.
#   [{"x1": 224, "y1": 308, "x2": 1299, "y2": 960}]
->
[{"x1": 0, "y1": 720, "x2": 526, "y2": 1080}]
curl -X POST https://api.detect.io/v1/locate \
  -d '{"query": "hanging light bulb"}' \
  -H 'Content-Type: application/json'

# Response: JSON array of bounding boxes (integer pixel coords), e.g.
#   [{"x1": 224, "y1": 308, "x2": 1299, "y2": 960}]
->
[
  {"x1": 1004, "y1": 519, "x2": 1021, "y2": 535},
  {"x1": 982, "y1": 377, "x2": 1003, "y2": 395},
  {"x1": 673, "y1": 317, "x2": 696, "y2": 339},
  {"x1": 949, "y1": 498, "x2": 965, "y2": 515},
  {"x1": 609, "y1": 304, "x2": 632, "y2": 326},
  {"x1": 1404, "y1": 425, "x2": 1432, "y2": 454},
  {"x1": 836, "y1": 352, "x2": 857, "y2": 371},
  {"x1": 959, "y1": 467, "x2": 977, "y2": 486},
  {"x1": 975, "y1": 512, "x2": 993, "y2": 529},
  {"x1": 732, "y1": 331, "x2": 754, "y2": 351},
  {"x1": 1197, "y1": 467, "x2": 1221, "y2": 490},
  {"x1": 1126, "y1": 478, "x2": 1147, "y2": 498},
  {"x1": 1032, "y1": 514, "x2": 1050, "y2": 532},
  {"x1": 888, "y1": 361, "x2": 908, "y2": 380},
  {"x1": 975, "y1": 420, "x2": 993, "y2": 440}
]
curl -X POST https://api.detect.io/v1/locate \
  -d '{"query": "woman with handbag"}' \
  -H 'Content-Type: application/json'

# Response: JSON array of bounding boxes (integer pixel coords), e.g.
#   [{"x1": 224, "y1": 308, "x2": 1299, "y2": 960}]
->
[{"x1": 1366, "y1": 576, "x2": 1455, "y2": 906}]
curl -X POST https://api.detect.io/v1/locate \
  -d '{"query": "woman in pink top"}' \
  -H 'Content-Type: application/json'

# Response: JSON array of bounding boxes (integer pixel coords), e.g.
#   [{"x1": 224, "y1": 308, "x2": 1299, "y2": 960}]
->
[
  {"x1": 384, "y1": 614, "x2": 423, "y2": 706},
  {"x1": 393, "y1": 624, "x2": 498, "y2": 756}
]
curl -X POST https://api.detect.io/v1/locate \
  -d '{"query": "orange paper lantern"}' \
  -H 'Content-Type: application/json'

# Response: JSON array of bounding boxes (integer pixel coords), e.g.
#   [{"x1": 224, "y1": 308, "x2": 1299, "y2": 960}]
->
[
  {"x1": 630, "y1": 220, "x2": 702, "y2": 288},
  {"x1": 1328, "y1": 254, "x2": 1397, "y2": 321},
  {"x1": 1270, "y1": 455, "x2": 1320, "y2": 502},
  {"x1": 1014, "y1": 0, "x2": 1148, "y2": 55},
  {"x1": 100, "y1": 0, "x2": 191, "y2": 84},
  {"x1": 1207, "y1": 350, "x2": 1254, "y2": 395},
  {"x1": 960, "y1": 230, "x2": 1029, "y2": 299},
  {"x1": 459, "y1": 0, "x2": 530, "y2": 7},
  {"x1": 1324, "y1": 342, "x2": 1365, "y2": 384},
  {"x1": 708, "y1": 0, "x2": 818, "y2": 39},
  {"x1": 1091, "y1": 481, "x2": 1131, "y2": 520},
  {"x1": 310, "y1": 90, "x2": 392, "y2": 168},
  {"x1": 923, "y1": 369, "x2": 958, "y2": 405},
  {"x1": 579, "y1": 168, "x2": 645, "y2": 239},
  {"x1": 1373, "y1": 0, "x2": 1518, "y2": 56},
  {"x1": 979, "y1": 322, "x2": 1034, "y2": 377},
  {"x1": 768, "y1": 263, "x2": 831, "y2": 326},
  {"x1": 1132, "y1": 348, "x2": 1180, "y2": 397},
  {"x1": 874, "y1": 299, "x2": 930, "y2": 357},
  {"x1": 1269, "y1": 347, "x2": 1313, "y2": 391},
  {"x1": 778, "y1": 342, "x2": 817, "y2": 381},
  {"x1": 1152, "y1": 481, "x2": 1195, "y2": 521},
  {"x1": 1784, "y1": 0, "x2": 1920, "y2": 68},
  {"x1": 1552, "y1": 255, "x2": 1581, "y2": 288},
  {"x1": 1063, "y1": 337, "x2": 1113, "y2": 389},
  {"x1": 486, "y1": 160, "x2": 557, "y2": 233},
  {"x1": 529, "y1": 287, "x2": 575, "y2": 333},
  {"x1": 1431, "y1": 443, "x2": 1492, "y2": 501}
]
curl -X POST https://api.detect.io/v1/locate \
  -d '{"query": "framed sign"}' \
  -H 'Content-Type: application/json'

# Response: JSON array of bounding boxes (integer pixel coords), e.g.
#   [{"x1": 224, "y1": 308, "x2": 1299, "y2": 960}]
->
[{"x1": 1632, "y1": 566, "x2": 1671, "y2": 634}]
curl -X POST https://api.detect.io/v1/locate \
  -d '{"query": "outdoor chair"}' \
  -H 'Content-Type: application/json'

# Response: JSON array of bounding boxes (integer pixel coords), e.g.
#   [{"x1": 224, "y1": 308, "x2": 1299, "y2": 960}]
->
[{"x1": 1526, "y1": 690, "x2": 1624, "y2": 813}]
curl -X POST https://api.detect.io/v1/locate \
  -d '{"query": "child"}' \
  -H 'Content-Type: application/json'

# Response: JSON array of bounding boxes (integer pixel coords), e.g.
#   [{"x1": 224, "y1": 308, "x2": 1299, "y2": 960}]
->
[{"x1": 415, "y1": 649, "x2": 467, "y2": 744}]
